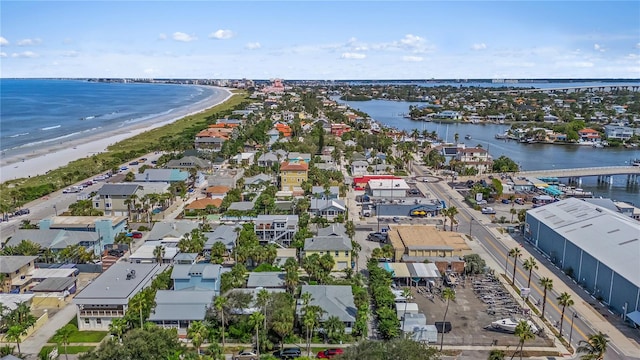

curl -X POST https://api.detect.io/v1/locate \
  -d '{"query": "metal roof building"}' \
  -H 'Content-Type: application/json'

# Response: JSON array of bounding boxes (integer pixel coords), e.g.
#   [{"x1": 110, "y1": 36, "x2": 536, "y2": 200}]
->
[{"x1": 525, "y1": 197, "x2": 640, "y2": 315}]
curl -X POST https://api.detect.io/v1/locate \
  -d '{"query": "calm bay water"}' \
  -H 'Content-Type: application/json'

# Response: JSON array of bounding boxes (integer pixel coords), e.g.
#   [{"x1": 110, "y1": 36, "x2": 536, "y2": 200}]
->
[
  {"x1": 338, "y1": 98, "x2": 640, "y2": 205},
  {"x1": 0, "y1": 79, "x2": 221, "y2": 151}
]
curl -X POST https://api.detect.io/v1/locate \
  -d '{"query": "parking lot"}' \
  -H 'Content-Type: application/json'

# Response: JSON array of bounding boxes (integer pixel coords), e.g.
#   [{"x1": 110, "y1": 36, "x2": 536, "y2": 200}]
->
[{"x1": 404, "y1": 273, "x2": 554, "y2": 347}]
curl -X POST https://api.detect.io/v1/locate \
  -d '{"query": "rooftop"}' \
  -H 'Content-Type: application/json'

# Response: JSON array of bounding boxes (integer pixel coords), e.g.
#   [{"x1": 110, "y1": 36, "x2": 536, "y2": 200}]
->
[
  {"x1": 6, "y1": 229, "x2": 98, "y2": 249},
  {"x1": 367, "y1": 179, "x2": 410, "y2": 190},
  {"x1": 30, "y1": 277, "x2": 76, "y2": 292},
  {"x1": 97, "y1": 183, "x2": 140, "y2": 196},
  {"x1": 297, "y1": 285, "x2": 356, "y2": 323},
  {"x1": 246, "y1": 272, "x2": 286, "y2": 288},
  {"x1": 388, "y1": 225, "x2": 471, "y2": 252},
  {"x1": 0, "y1": 256, "x2": 38, "y2": 273},
  {"x1": 280, "y1": 161, "x2": 309, "y2": 171},
  {"x1": 148, "y1": 289, "x2": 215, "y2": 322},
  {"x1": 47, "y1": 216, "x2": 127, "y2": 227},
  {"x1": 73, "y1": 263, "x2": 162, "y2": 305},
  {"x1": 147, "y1": 221, "x2": 200, "y2": 241},
  {"x1": 304, "y1": 235, "x2": 352, "y2": 252},
  {"x1": 528, "y1": 198, "x2": 640, "y2": 287}
]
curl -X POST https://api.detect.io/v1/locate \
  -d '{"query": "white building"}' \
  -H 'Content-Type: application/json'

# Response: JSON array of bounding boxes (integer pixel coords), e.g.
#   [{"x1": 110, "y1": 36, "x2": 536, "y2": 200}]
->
[{"x1": 366, "y1": 179, "x2": 410, "y2": 198}]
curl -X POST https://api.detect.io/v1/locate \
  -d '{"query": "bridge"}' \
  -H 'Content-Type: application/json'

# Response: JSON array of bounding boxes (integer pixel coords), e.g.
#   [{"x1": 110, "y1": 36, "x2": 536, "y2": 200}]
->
[
  {"x1": 517, "y1": 166, "x2": 640, "y2": 179},
  {"x1": 492, "y1": 85, "x2": 640, "y2": 95}
]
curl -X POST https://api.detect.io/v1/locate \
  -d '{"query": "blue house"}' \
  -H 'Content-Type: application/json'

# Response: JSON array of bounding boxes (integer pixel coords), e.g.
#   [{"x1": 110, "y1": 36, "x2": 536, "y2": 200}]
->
[
  {"x1": 171, "y1": 263, "x2": 229, "y2": 295},
  {"x1": 39, "y1": 216, "x2": 127, "y2": 255}
]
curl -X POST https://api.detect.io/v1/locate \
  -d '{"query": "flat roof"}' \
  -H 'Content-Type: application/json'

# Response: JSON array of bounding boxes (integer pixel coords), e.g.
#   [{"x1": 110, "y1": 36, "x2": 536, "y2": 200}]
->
[
  {"x1": 30, "y1": 277, "x2": 76, "y2": 292},
  {"x1": 30, "y1": 268, "x2": 77, "y2": 279},
  {"x1": 247, "y1": 272, "x2": 286, "y2": 288},
  {"x1": 368, "y1": 179, "x2": 410, "y2": 190},
  {"x1": 73, "y1": 263, "x2": 162, "y2": 305},
  {"x1": 388, "y1": 225, "x2": 471, "y2": 252},
  {"x1": 528, "y1": 198, "x2": 640, "y2": 287},
  {"x1": 49, "y1": 216, "x2": 127, "y2": 227}
]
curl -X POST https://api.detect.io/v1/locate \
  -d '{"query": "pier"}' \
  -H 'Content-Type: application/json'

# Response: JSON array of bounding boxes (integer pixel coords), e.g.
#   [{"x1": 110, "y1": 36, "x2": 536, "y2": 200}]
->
[{"x1": 517, "y1": 166, "x2": 640, "y2": 187}]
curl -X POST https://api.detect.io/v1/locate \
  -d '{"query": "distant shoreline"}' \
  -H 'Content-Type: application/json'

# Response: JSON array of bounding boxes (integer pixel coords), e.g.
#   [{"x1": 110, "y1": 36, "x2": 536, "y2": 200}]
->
[{"x1": 0, "y1": 86, "x2": 232, "y2": 183}]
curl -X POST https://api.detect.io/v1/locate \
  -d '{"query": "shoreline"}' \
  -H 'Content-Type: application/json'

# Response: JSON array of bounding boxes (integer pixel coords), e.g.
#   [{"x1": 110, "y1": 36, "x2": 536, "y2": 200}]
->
[{"x1": 0, "y1": 86, "x2": 233, "y2": 183}]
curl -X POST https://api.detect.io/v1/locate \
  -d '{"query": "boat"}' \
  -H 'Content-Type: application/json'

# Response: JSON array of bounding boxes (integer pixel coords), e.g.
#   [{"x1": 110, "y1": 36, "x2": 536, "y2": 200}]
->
[
  {"x1": 485, "y1": 318, "x2": 539, "y2": 334},
  {"x1": 465, "y1": 135, "x2": 472, "y2": 140},
  {"x1": 495, "y1": 132, "x2": 508, "y2": 139},
  {"x1": 592, "y1": 143, "x2": 604, "y2": 148},
  {"x1": 632, "y1": 159, "x2": 640, "y2": 167}
]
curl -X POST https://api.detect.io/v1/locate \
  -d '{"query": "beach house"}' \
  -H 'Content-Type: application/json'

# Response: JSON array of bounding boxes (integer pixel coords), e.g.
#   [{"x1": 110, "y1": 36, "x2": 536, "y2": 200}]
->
[
  {"x1": 279, "y1": 161, "x2": 308, "y2": 193},
  {"x1": 296, "y1": 285, "x2": 357, "y2": 334},
  {"x1": 0, "y1": 256, "x2": 38, "y2": 293}
]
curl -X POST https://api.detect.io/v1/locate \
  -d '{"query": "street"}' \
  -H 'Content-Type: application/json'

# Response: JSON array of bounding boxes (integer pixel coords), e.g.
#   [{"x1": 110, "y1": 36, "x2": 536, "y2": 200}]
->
[{"x1": 413, "y1": 163, "x2": 639, "y2": 360}]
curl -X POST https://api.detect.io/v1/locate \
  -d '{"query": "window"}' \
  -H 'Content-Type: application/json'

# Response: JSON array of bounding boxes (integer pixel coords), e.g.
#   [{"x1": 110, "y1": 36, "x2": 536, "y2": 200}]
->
[
  {"x1": 84, "y1": 318, "x2": 90, "y2": 324},
  {"x1": 94, "y1": 202, "x2": 100, "y2": 208},
  {"x1": 335, "y1": 251, "x2": 339, "y2": 256},
  {"x1": 96, "y1": 318, "x2": 102, "y2": 324},
  {"x1": 345, "y1": 251, "x2": 349, "y2": 256}
]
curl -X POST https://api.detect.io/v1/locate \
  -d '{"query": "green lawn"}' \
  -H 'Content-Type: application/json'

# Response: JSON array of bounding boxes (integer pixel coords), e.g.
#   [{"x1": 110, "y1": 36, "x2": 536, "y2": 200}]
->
[
  {"x1": 48, "y1": 330, "x2": 107, "y2": 343},
  {"x1": 41, "y1": 345, "x2": 95, "y2": 355}
]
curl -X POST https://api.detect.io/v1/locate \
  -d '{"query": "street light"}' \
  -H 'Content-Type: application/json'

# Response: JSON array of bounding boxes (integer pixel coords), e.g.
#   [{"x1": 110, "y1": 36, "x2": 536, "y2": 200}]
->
[
  {"x1": 469, "y1": 217, "x2": 474, "y2": 237},
  {"x1": 568, "y1": 312, "x2": 578, "y2": 345},
  {"x1": 53, "y1": 204, "x2": 57, "y2": 216}
]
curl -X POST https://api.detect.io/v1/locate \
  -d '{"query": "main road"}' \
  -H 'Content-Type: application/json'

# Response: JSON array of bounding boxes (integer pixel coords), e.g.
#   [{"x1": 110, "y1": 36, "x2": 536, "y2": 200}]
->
[{"x1": 412, "y1": 164, "x2": 638, "y2": 360}]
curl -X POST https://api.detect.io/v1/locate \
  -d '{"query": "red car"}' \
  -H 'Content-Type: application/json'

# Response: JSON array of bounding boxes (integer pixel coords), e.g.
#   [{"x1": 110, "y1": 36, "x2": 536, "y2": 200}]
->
[
  {"x1": 317, "y1": 348, "x2": 344, "y2": 359},
  {"x1": 132, "y1": 231, "x2": 143, "y2": 239}
]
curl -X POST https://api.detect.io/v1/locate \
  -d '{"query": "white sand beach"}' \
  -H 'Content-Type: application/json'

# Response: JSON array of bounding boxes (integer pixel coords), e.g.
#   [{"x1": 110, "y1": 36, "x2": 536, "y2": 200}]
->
[{"x1": 0, "y1": 87, "x2": 233, "y2": 183}]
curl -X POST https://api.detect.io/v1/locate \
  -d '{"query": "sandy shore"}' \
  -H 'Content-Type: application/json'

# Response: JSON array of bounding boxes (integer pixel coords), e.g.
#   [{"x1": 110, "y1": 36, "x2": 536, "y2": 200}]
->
[{"x1": 0, "y1": 86, "x2": 233, "y2": 183}]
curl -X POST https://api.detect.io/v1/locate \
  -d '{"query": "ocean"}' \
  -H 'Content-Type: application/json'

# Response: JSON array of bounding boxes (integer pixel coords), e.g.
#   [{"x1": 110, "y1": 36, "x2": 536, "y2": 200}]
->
[{"x1": 0, "y1": 79, "x2": 222, "y2": 151}]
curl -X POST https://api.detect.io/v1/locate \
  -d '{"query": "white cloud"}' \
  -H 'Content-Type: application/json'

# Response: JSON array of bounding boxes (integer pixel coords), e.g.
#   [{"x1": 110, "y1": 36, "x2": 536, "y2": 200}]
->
[
  {"x1": 17, "y1": 38, "x2": 42, "y2": 46},
  {"x1": 11, "y1": 51, "x2": 38, "y2": 58},
  {"x1": 158, "y1": 33, "x2": 167, "y2": 40},
  {"x1": 0, "y1": 52, "x2": 6, "y2": 57},
  {"x1": 593, "y1": 43, "x2": 605, "y2": 52},
  {"x1": 172, "y1": 32, "x2": 197, "y2": 42},
  {"x1": 471, "y1": 43, "x2": 487, "y2": 50},
  {"x1": 144, "y1": 68, "x2": 158, "y2": 74},
  {"x1": 341, "y1": 52, "x2": 366, "y2": 59},
  {"x1": 636, "y1": 42, "x2": 640, "y2": 49},
  {"x1": 402, "y1": 55, "x2": 424, "y2": 62},
  {"x1": 0, "y1": 36, "x2": 8, "y2": 46},
  {"x1": 245, "y1": 42, "x2": 261, "y2": 50},
  {"x1": 62, "y1": 51, "x2": 79, "y2": 57},
  {"x1": 209, "y1": 29, "x2": 234, "y2": 40},
  {"x1": 368, "y1": 34, "x2": 435, "y2": 53}
]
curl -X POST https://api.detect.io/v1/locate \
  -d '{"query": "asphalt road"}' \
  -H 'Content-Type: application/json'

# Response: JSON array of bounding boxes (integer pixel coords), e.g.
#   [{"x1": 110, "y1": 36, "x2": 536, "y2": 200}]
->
[
  {"x1": 0, "y1": 152, "x2": 165, "y2": 242},
  {"x1": 413, "y1": 164, "x2": 634, "y2": 360}
]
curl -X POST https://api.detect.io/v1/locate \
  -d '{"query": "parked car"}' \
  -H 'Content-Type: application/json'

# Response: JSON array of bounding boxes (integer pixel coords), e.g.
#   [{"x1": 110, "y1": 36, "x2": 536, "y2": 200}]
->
[
  {"x1": 515, "y1": 198, "x2": 525, "y2": 205},
  {"x1": 501, "y1": 199, "x2": 511, "y2": 204},
  {"x1": 273, "y1": 347, "x2": 302, "y2": 359},
  {"x1": 407, "y1": 188, "x2": 420, "y2": 195},
  {"x1": 129, "y1": 161, "x2": 139, "y2": 166},
  {"x1": 14, "y1": 208, "x2": 30, "y2": 216},
  {"x1": 107, "y1": 249, "x2": 125, "y2": 257},
  {"x1": 132, "y1": 231, "x2": 143, "y2": 239},
  {"x1": 477, "y1": 199, "x2": 488, "y2": 205},
  {"x1": 367, "y1": 232, "x2": 387, "y2": 242},
  {"x1": 481, "y1": 207, "x2": 496, "y2": 214},
  {"x1": 435, "y1": 321, "x2": 452, "y2": 333},
  {"x1": 317, "y1": 348, "x2": 344, "y2": 358},
  {"x1": 234, "y1": 350, "x2": 258, "y2": 360}
]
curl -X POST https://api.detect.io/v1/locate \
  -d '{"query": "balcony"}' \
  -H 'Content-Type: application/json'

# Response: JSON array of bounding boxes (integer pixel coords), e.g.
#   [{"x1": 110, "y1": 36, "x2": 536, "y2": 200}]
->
[{"x1": 79, "y1": 310, "x2": 124, "y2": 317}]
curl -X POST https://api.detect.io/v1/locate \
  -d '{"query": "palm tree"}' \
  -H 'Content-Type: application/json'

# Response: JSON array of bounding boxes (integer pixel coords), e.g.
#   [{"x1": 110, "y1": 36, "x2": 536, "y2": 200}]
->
[
  {"x1": 401, "y1": 288, "x2": 412, "y2": 331},
  {"x1": 108, "y1": 317, "x2": 128, "y2": 342},
  {"x1": 510, "y1": 208, "x2": 517, "y2": 223},
  {"x1": 511, "y1": 320, "x2": 535, "y2": 360},
  {"x1": 439, "y1": 287, "x2": 456, "y2": 351},
  {"x1": 256, "y1": 288, "x2": 271, "y2": 330},
  {"x1": 5, "y1": 325, "x2": 27, "y2": 355},
  {"x1": 539, "y1": 277, "x2": 553, "y2": 319},
  {"x1": 488, "y1": 349, "x2": 505, "y2": 360},
  {"x1": 324, "y1": 315, "x2": 345, "y2": 343},
  {"x1": 522, "y1": 257, "x2": 538, "y2": 288},
  {"x1": 213, "y1": 295, "x2": 228, "y2": 350},
  {"x1": 54, "y1": 324, "x2": 77, "y2": 360},
  {"x1": 557, "y1": 292, "x2": 574, "y2": 338},
  {"x1": 445, "y1": 206, "x2": 458, "y2": 231},
  {"x1": 249, "y1": 312, "x2": 265, "y2": 356},
  {"x1": 508, "y1": 247, "x2": 522, "y2": 285},
  {"x1": 129, "y1": 292, "x2": 147, "y2": 328},
  {"x1": 187, "y1": 321, "x2": 209, "y2": 354},
  {"x1": 153, "y1": 245, "x2": 165, "y2": 265},
  {"x1": 454, "y1": 133, "x2": 460, "y2": 144},
  {"x1": 577, "y1": 332, "x2": 608, "y2": 360}
]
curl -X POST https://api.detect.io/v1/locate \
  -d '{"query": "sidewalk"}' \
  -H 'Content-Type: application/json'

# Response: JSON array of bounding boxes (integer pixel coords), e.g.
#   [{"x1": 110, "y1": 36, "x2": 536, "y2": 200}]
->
[
  {"x1": 431, "y1": 175, "x2": 640, "y2": 359},
  {"x1": 18, "y1": 304, "x2": 77, "y2": 355}
]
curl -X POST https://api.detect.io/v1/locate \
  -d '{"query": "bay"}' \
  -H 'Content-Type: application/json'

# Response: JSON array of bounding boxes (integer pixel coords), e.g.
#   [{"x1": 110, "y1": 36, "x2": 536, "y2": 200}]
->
[{"x1": 337, "y1": 98, "x2": 640, "y2": 205}]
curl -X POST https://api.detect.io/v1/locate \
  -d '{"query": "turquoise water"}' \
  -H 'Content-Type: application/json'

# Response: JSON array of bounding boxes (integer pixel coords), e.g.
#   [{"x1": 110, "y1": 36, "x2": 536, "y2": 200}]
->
[{"x1": 0, "y1": 79, "x2": 222, "y2": 151}]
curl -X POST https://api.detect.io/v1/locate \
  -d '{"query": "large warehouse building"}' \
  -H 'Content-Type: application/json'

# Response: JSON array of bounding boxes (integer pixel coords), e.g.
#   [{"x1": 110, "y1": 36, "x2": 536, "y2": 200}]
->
[{"x1": 524, "y1": 198, "x2": 640, "y2": 316}]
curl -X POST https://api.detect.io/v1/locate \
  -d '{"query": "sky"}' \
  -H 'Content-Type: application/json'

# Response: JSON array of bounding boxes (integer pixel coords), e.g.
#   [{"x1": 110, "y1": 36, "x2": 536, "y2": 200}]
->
[{"x1": 1, "y1": 1, "x2": 639, "y2": 79}]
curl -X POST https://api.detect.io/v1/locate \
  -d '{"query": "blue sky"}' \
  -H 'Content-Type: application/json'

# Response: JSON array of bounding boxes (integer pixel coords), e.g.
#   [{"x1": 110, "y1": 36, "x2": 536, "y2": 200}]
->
[{"x1": 1, "y1": 1, "x2": 639, "y2": 79}]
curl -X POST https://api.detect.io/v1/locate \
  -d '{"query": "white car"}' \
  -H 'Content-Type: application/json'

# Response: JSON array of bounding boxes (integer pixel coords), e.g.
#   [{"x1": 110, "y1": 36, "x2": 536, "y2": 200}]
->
[{"x1": 481, "y1": 207, "x2": 496, "y2": 214}]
